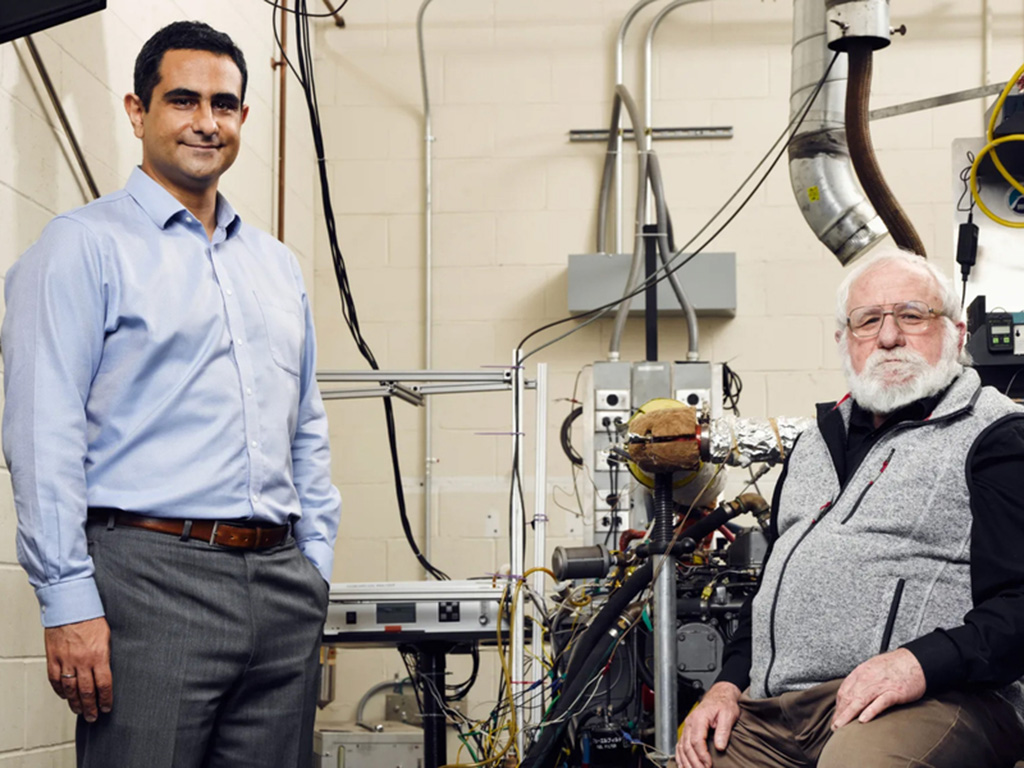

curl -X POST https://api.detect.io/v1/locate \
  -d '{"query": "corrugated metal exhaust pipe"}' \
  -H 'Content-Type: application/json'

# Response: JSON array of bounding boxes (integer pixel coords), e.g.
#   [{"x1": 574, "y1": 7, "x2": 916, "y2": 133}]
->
[{"x1": 789, "y1": 0, "x2": 886, "y2": 265}]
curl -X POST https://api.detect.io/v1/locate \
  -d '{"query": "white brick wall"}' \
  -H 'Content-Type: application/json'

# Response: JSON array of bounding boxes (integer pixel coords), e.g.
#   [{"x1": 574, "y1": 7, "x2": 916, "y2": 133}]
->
[{"x1": 4, "y1": 0, "x2": 1024, "y2": 753}]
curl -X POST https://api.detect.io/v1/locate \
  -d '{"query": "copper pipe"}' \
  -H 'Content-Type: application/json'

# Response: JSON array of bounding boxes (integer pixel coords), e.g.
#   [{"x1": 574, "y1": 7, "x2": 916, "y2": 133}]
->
[
  {"x1": 275, "y1": 0, "x2": 288, "y2": 242},
  {"x1": 845, "y1": 40, "x2": 926, "y2": 256}
]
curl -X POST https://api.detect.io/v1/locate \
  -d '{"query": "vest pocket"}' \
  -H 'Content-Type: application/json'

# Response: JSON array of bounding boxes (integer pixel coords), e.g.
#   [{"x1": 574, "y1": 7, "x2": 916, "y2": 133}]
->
[{"x1": 879, "y1": 578, "x2": 906, "y2": 653}]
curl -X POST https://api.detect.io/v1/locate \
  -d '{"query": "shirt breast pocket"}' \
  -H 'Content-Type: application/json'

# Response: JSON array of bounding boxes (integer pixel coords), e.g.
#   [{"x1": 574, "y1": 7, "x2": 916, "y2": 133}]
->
[{"x1": 254, "y1": 291, "x2": 303, "y2": 377}]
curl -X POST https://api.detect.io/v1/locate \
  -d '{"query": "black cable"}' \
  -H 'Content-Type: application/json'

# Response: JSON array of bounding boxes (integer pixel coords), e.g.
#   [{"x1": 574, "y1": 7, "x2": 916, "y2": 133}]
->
[
  {"x1": 722, "y1": 362, "x2": 742, "y2": 416},
  {"x1": 517, "y1": 50, "x2": 842, "y2": 363},
  {"x1": 276, "y1": 0, "x2": 448, "y2": 580},
  {"x1": 560, "y1": 406, "x2": 584, "y2": 466},
  {"x1": 262, "y1": 0, "x2": 348, "y2": 17}
]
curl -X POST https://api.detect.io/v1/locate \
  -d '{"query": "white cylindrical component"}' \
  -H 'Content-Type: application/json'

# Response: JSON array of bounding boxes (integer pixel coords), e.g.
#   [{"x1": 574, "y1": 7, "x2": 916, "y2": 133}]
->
[
  {"x1": 511, "y1": 351, "x2": 527, "y2": 757},
  {"x1": 529, "y1": 363, "x2": 548, "y2": 731},
  {"x1": 789, "y1": 0, "x2": 886, "y2": 265},
  {"x1": 825, "y1": 0, "x2": 891, "y2": 51}
]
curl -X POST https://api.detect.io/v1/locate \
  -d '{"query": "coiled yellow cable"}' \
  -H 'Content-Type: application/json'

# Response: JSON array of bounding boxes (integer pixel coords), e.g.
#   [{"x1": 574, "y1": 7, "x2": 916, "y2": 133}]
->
[{"x1": 969, "y1": 62, "x2": 1024, "y2": 228}]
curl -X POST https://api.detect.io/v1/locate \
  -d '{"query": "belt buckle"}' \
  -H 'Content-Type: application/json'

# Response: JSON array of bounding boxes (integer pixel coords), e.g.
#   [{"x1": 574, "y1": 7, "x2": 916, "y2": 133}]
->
[{"x1": 208, "y1": 521, "x2": 221, "y2": 546}]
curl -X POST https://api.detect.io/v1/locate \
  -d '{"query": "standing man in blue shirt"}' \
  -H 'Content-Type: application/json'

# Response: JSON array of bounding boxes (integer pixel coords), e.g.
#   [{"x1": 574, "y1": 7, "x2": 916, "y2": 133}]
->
[{"x1": 2, "y1": 21, "x2": 341, "y2": 767}]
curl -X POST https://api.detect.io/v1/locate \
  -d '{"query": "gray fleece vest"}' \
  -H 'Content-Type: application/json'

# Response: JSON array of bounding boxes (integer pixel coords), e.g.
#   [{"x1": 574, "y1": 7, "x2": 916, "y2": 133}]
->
[{"x1": 748, "y1": 368, "x2": 1024, "y2": 717}]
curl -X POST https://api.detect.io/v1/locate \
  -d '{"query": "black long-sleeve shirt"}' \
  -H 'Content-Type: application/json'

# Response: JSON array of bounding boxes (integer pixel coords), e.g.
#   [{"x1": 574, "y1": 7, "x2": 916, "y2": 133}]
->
[{"x1": 718, "y1": 392, "x2": 1024, "y2": 694}]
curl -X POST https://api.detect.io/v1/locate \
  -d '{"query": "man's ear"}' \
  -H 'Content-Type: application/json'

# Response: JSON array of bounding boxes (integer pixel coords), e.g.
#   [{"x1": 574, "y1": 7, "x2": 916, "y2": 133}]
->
[
  {"x1": 835, "y1": 329, "x2": 843, "y2": 344},
  {"x1": 956, "y1": 320, "x2": 967, "y2": 352},
  {"x1": 124, "y1": 93, "x2": 145, "y2": 139},
  {"x1": 240, "y1": 103, "x2": 249, "y2": 126}
]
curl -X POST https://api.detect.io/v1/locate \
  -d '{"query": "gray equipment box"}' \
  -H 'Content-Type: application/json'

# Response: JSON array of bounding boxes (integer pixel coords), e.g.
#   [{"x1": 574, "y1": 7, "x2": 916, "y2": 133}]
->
[{"x1": 314, "y1": 722, "x2": 423, "y2": 768}]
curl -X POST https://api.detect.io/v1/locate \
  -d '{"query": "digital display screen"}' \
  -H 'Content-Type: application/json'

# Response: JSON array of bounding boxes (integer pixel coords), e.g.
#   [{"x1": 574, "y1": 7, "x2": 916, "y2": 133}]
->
[
  {"x1": 377, "y1": 603, "x2": 416, "y2": 624},
  {"x1": 991, "y1": 325, "x2": 1011, "y2": 335}
]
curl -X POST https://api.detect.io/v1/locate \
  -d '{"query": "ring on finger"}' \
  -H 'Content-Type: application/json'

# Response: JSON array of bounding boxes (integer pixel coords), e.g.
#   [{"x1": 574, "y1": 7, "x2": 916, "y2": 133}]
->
[{"x1": 61, "y1": 672, "x2": 77, "y2": 679}]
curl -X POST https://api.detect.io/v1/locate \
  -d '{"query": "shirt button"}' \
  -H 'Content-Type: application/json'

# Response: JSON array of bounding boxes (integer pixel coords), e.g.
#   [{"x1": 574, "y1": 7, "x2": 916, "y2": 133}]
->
[
  {"x1": 251, "y1": 441, "x2": 258, "y2": 448},
  {"x1": 246, "y1": 387, "x2": 253, "y2": 396},
  {"x1": 236, "y1": 338, "x2": 243, "y2": 345},
  {"x1": 251, "y1": 494, "x2": 259, "y2": 503},
  {"x1": 226, "y1": 289, "x2": 233, "y2": 296}
]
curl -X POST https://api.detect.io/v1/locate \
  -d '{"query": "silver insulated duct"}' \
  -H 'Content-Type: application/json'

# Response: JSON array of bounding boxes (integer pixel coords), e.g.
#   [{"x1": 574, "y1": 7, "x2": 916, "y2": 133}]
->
[{"x1": 789, "y1": 0, "x2": 886, "y2": 265}]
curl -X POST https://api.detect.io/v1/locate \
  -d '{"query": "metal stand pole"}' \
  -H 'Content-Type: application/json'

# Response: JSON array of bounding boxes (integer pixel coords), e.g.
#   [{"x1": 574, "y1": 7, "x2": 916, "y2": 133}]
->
[
  {"x1": 529, "y1": 363, "x2": 549, "y2": 728},
  {"x1": 652, "y1": 472, "x2": 677, "y2": 760}
]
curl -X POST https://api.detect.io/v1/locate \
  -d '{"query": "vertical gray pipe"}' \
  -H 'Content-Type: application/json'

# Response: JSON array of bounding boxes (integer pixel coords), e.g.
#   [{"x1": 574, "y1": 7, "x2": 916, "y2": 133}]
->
[
  {"x1": 416, "y1": 0, "x2": 437, "y2": 570},
  {"x1": 643, "y1": 1, "x2": 706, "y2": 360},
  {"x1": 788, "y1": 0, "x2": 886, "y2": 264},
  {"x1": 652, "y1": 474, "x2": 678, "y2": 759},
  {"x1": 608, "y1": 84, "x2": 649, "y2": 361},
  {"x1": 614, "y1": 0, "x2": 665, "y2": 255}
]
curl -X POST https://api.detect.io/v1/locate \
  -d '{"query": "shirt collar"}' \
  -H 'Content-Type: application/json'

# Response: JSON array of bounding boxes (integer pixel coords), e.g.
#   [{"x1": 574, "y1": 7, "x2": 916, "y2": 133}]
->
[{"x1": 125, "y1": 167, "x2": 242, "y2": 238}]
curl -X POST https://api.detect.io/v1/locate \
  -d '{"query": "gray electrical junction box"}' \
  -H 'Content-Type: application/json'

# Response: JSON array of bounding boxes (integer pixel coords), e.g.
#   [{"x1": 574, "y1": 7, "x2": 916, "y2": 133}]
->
[{"x1": 567, "y1": 252, "x2": 736, "y2": 317}]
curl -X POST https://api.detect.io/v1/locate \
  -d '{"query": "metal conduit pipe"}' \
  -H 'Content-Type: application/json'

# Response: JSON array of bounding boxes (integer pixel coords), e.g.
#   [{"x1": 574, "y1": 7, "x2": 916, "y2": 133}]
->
[
  {"x1": 644, "y1": 0, "x2": 705, "y2": 360},
  {"x1": 416, "y1": 0, "x2": 438, "y2": 569},
  {"x1": 647, "y1": 153, "x2": 700, "y2": 359},
  {"x1": 788, "y1": 0, "x2": 885, "y2": 265},
  {"x1": 608, "y1": 84, "x2": 650, "y2": 362},
  {"x1": 24, "y1": 36, "x2": 100, "y2": 201},
  {"x1": 613, "y1": 0, "x2": 667, "y2": 255}
]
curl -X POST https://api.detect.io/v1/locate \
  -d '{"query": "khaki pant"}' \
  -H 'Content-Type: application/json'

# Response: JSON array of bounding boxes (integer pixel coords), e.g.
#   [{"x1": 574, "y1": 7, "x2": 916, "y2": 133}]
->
[{"x1": 710, "y1": 679, "x2": 1024, "y2": 768}]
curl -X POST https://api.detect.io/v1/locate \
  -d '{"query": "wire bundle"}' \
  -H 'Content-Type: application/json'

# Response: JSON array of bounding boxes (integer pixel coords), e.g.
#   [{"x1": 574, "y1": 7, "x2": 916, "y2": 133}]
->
[{"x1": 268, "y1": 0, "x2": 448, "y2": 580}]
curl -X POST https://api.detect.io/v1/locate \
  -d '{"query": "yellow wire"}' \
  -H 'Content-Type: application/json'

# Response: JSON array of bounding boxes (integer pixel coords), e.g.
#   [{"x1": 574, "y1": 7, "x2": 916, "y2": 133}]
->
[
  {"x1": 970, "y1": 62, "x2": 1024, "y2": 227},
  {"x1": 971, "y1": 135, "x2": 1024, "y2": 228}
]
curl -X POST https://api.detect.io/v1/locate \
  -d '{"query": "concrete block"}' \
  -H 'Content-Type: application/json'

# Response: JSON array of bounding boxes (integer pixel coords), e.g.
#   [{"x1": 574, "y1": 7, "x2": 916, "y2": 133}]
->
[
  {"x1": 443, "y1": 53, "x2": 551, "y2": 106},
  {"x1": 767, "y1": 371, "x2": 849, "y2": 419},
  {"x1": 496, "y1": 210, "x2": 591, "y2": 267},
  {"x1": 434, "y1": 158, "x2": 547, "y2": 213},
  {"x1": 431, "y1": 212, "x2": 497, "y2": 267},
  {"x1": 0, "y1": 568, "x2": 43, "y2": 657},
  {"x1": 0, "y1": 660, "x2": 25, "y2": 750},
  {"x1": 432, "y1": 105, "x2": 496, "y2": 160},
  {"x1": 430, "y1": 322, "x2": 497, "y2": 367},
  {"x1": 712, "y1": 316, "x2": 826, "y2": 372},
  {"x1": 432, "y1": 265, "x2": 549, "y2": 322}
]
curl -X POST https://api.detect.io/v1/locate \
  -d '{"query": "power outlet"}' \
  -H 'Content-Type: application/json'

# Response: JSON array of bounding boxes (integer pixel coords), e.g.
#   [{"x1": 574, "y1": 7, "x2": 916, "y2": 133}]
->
[{"x1": 594, "y1": 510, "x2": 628, "y2": 533}]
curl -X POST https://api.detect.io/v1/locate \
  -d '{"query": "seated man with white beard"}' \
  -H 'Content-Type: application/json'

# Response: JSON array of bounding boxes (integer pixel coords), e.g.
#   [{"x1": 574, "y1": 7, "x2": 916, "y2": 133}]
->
[{"x1": 675, "y1": 248, "x2": 1024, "y2": 768}]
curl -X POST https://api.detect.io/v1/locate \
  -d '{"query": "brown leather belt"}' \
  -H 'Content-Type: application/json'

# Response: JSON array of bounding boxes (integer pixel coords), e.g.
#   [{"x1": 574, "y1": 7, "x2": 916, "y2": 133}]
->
[{"x1": 87, "y1": 509, "x2": 290, "y2": 550}]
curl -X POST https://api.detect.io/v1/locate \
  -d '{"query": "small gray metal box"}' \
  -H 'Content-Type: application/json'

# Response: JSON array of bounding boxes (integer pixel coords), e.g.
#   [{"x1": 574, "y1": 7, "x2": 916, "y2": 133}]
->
[
  {"x1": 567, "y1": 252, "x2": 736, "y2": 317},
  {"x1": 314, "y1": 722, "x2": 423, "y2": 768}
]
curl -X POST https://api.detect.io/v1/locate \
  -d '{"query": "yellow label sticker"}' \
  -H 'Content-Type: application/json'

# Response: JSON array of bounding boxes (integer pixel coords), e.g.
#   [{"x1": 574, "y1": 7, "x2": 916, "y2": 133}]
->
[{"x1": 808, "y1": 186, "x2": 820, "y2": 202}]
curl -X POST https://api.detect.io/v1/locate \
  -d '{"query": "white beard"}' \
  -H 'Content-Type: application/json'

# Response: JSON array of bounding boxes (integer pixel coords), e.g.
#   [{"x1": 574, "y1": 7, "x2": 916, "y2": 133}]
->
[{"x1": 840, "y1": 326, "x2": 962, "y2": 416}]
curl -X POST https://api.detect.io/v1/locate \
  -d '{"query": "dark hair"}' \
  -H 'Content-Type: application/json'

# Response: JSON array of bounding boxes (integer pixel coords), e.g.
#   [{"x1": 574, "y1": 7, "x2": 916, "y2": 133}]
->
[{"x1": 134, "y1": 21, "x2": 248, "y2": 110}]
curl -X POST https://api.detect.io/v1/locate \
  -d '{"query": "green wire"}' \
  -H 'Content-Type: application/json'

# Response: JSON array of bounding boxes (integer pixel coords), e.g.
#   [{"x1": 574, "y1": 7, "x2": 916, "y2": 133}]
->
[{"x1": 457, "y1": 734, "x2": 480, "y2": 763}]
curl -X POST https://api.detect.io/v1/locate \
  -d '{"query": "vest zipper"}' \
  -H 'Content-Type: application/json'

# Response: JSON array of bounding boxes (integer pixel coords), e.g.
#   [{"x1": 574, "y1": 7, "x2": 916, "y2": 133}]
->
[
  {"x1": 840, "y1": 447, "x2": 896, "y2": 525},
  {"x1": 763, "y1": 499, "x2": 834, "y2": 698},
  {"x1": 879, "y1": 578, "x2": 906, "y2": 653}
]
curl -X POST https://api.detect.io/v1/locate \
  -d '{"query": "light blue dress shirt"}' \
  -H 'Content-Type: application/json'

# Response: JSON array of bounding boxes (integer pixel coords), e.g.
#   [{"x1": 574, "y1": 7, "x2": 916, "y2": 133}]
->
[{"x1": 2, "y1": 167, "x2": 341, "y2": 627}]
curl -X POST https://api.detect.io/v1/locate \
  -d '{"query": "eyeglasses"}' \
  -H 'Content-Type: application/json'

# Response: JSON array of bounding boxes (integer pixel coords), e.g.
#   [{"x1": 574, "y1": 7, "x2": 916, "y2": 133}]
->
[{"x1": 846, "y1": 301, "x2": 940, "y2": 339}]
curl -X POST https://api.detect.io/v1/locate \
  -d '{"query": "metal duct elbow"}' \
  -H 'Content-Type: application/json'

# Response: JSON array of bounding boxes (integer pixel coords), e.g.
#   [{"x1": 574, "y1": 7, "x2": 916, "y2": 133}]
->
[{"x1": 789, "y1": 0, "x2": 886, "y2": 266}]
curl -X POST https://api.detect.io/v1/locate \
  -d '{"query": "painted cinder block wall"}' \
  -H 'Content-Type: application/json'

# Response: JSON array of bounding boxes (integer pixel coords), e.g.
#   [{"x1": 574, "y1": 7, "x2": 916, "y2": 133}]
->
[{"x1": 1, "y1": 0, "x2": 1022, "y2": 759}]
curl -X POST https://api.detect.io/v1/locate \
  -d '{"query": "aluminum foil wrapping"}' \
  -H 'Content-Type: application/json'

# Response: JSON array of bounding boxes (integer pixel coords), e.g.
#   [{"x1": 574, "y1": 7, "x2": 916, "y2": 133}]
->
[{"x1": 708, "y1": 416, "x2": 815, "y2": 466}]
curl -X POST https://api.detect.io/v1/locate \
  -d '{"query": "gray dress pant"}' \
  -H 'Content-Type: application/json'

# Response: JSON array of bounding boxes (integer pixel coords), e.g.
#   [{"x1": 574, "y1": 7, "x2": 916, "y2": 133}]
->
[
  {"x1": 709, "y1": 678, "x2": 1024, "y2": 768},
  {"x1": 78, "y1": 519, "x2": 329, "y2": 768}
]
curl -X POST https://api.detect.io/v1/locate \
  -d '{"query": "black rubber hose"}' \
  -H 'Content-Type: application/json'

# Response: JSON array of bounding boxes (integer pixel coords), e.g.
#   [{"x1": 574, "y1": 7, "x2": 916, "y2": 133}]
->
[
  {"x1": 564, "y1": 560, "x2": 654, "y2": 684},
  {"x1": 521, "y1": 613, "x2": 634, "y2": 768},
  {"x1": 845, "y1": 40, "x2": 926, "y2": 256}
]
